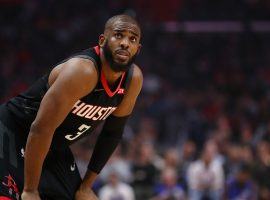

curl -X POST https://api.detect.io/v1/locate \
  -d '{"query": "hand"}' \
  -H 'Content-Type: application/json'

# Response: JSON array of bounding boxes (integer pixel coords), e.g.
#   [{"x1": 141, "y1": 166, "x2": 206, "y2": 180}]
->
[
  {"x1": 75, "y1": 187, "x2": 99, "y2": 200},
  {"x1": 21, "y1": 191, "x2": 41, "y2": 200}
]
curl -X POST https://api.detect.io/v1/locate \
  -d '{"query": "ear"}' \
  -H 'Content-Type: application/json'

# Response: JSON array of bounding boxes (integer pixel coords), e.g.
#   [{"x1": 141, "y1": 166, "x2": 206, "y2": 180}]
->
[
  {"x1": 99, "y1": 34, "x2": 106, "y2": 47},
  {"x1": 136, "y1": 44, "x2": 142, "y2": 55}
]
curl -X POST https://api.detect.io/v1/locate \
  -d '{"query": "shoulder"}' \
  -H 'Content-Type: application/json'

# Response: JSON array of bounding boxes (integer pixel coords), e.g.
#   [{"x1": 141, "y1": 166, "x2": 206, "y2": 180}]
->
[
  {"x1": 62, "y1": 57, "x2": 99, "y2": 92},
  {"x1": 131, "y1": 64, "x2": 143, "y2": 83},
  {"x1": 63, "y1": 57, "x2": 98, "y2": 76},
  {"x1": 49, "y1": 57, "x2": 98, "y2": 87}
]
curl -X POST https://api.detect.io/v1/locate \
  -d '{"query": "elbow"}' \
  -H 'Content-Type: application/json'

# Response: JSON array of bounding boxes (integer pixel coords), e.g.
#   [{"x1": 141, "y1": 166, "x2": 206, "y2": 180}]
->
[
  {"x1": 30, "y1": 121, "x2": 39, "y2": 133},
  {"x1": 29, "y1": 121, "x2": 54, "y2": 137}
]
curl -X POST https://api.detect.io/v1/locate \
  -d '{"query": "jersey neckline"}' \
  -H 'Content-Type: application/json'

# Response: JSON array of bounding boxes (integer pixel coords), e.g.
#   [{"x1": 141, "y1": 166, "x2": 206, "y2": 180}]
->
[{"x1": 94, "y1": 46, "x2": 126, "y2": 98}]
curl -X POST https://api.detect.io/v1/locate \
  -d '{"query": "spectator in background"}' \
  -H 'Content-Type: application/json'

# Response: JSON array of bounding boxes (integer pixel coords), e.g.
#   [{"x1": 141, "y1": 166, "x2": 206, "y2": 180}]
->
[
  {"x1": 179, "y1": 140, "x2": 197, "y2": 191},
  {"x1": 225, "y1": 163, "x2": 257, "y2": 200},
  {"x1": 187, "y1": 140, "x2": 224, "y2": 200},
  {"x1": 131, "y1": 142, "x2": 158, "y2": 200},
  {"x1": 152, "y1": 167, "x2": 186, "y2": 200},
  {"x1": 223, "y1": 143, "x2": 254, "y2": 179},
  {"x1": 163, "y1": 148, "x2": 180, "y2": 169},
  {"x1": 100, "y1": 146, "x2": 133, "y2": 184},
  {"x1": 99, "y1": 170, "x2": 135, "y2": 200},
  {"x1": 223, "y1": 143, "x2": 243, "y2": 178},
  {"x1": 253, "y1": 140, "x2": 270, "y2": 200}
]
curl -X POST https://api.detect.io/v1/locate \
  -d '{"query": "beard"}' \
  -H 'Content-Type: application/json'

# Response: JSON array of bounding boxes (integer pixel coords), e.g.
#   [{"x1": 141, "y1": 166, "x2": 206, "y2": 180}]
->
[{"x1": 103, "y1": 41, "x2": 137, "y2": 72}]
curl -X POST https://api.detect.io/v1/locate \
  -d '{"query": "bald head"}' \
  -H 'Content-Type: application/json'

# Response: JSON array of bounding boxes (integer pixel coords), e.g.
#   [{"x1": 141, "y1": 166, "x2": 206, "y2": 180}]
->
[{"x1": 104, "y1": 14, "x2": 141, "y2": 37}]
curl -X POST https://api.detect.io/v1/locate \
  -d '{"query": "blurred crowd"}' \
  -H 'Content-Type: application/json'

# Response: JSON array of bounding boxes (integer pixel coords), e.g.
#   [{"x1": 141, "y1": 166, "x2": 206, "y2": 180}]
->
[{"x1": 1, "y1": 0, "x2": 270, "y2": 199}]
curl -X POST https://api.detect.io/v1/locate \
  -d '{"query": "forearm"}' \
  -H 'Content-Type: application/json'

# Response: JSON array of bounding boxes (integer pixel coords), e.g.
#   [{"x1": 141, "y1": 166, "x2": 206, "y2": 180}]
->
[
  {"x1": 87, "y1": 115, "x2": 128, "y2": 175},
  {"x1": 88, "y1": 133, "x2": 122, "y2": 174},
  {"x1": 24, "y1": 128, "x2": 54, "y2": 191}
]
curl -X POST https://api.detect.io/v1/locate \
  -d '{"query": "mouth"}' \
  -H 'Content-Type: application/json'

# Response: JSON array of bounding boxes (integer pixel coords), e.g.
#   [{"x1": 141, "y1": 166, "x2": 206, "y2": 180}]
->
[{"x1": 115, "y1": 50, "x2": 130, "y2": 61}]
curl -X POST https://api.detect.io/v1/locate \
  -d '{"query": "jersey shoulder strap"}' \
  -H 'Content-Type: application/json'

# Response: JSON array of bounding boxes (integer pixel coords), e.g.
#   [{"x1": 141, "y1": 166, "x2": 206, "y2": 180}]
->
[
  {"x1": 73, "y1": 47, "x2": 101, "y2": 73},
  {"x1": 55, "y1": 46, "x2": 101, "y2": 74},
  {"x1": 123, "y1": 64, "x2": 135, "y2": 91}
]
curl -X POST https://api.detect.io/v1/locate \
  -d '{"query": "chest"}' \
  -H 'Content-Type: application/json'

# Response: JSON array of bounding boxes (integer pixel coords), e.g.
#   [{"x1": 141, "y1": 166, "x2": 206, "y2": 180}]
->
[
  {"x1": 52, "y1": 89, "x2": 124, "y2": 146},
  {"x1": 71, "y1": 90, "x2": 123, "y2": 121}
]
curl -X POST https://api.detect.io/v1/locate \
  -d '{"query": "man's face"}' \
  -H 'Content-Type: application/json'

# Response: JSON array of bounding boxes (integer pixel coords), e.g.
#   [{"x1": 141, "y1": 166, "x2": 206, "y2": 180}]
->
[{"x1": 101, "y1": 20, "x2": 141, "y2": 72}]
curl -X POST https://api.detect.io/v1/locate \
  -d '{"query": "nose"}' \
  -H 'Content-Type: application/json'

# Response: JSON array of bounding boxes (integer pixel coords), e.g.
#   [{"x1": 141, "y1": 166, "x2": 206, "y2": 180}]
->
[{"x1": 120, "y1": 38, "x2": 129, "y2": 49}]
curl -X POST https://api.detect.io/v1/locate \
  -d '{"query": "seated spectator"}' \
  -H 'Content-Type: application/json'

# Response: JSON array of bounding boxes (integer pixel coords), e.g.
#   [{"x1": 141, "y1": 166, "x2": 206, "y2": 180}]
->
[
  {"x1": 131, "y1": 142, "x2": 158, "y2": 200},
  {"x1": 152, "y1": 167, "x2": 186, "y2": 200},
  {"x1": 99, "y1": 170, "x2": 135, "y2": 200},
  {"x1": 253, "y1": 140, "x2": 270, "y2": 200},
  {"x1": 187, "y1": 140, "x2": 224, "y2": 200},
  {"x1": 100, "y1": 146, "x2": 133, "y2": 184},
  {"x1": 225, "y1": 163, "x2": 257, "y2": 200}
]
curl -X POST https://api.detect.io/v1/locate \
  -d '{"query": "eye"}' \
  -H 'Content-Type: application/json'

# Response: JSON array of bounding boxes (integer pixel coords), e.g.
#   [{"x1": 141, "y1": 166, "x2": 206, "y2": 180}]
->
[
  {"x1": 115, "y1": 32, "x2": 123, "y2": 39},
  {"x1": 130, "y1": 36, "x2": 137, "y2": 43}
]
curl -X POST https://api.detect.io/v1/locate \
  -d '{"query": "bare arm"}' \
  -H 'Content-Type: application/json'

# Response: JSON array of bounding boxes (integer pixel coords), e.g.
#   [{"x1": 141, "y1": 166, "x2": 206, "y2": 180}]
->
[{"x1": 23, "y1": 58, "x2": 98, "y2": 193}]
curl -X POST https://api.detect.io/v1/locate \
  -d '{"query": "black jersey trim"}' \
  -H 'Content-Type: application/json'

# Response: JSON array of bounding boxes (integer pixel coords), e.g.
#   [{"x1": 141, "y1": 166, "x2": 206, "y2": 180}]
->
[
  {"x1": 73, "y1": 55, "x2": 99, "y2": 74},
  {"x1": 124, "y1": 64, "x2": 135, "y2": 91},
  {"x1": 55, "y1": 47, "x2": 101, "y2": 78}
]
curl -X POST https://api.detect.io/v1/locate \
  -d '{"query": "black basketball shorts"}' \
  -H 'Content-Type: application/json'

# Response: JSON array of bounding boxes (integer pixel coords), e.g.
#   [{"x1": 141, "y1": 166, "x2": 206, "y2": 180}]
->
[{"x1": 0, "y1": 120, "x2": 82, "y2": 200}]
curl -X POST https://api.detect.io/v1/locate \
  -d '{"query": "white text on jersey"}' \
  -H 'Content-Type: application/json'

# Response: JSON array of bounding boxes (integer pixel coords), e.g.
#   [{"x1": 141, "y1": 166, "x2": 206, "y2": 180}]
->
[{"x1": 71, "y1": 100, "x2": 117, "y2": 121}]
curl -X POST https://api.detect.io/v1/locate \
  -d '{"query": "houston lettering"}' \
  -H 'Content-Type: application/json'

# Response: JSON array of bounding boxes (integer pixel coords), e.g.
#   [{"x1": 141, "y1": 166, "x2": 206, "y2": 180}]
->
[{"x1": 71, "y1": 100, "x2": 117, "y2": 121}]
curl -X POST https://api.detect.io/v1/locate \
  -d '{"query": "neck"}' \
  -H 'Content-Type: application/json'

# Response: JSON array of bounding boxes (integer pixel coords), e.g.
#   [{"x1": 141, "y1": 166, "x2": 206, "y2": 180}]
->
[{"x1": 100, "y1": 48, "x2": 123, "y2": 85}]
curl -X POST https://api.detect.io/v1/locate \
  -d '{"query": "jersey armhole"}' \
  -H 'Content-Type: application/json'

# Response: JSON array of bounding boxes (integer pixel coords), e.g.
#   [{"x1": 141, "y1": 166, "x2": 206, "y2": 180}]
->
[
  {"x1": 124, "y1": 65, "x2": 135, "y2": 91},
  {"x1": 73, "y1": 55, "x2": 100, "y2": 76},
  {"x1": 45, "y1": 55, "x2": 99, "y2": 90}
]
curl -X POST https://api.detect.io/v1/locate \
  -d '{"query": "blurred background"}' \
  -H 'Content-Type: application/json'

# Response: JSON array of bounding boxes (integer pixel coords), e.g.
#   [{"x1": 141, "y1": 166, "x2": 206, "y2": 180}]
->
[{"x1": 1, "y1": 0, "x2": 270, "y2": 199}]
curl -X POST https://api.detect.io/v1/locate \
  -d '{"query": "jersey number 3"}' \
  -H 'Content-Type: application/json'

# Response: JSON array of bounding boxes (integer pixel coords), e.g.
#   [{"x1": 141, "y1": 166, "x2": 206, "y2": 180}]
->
[{"x1": 65, "y1": 124, "x2": 91, "y2": 141}]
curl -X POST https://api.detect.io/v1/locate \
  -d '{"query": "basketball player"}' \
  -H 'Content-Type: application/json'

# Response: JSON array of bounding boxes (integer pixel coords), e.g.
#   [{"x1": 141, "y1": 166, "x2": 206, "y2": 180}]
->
[{"x1": 0, "y1": 14, "x2": 142, "y2": 200}]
